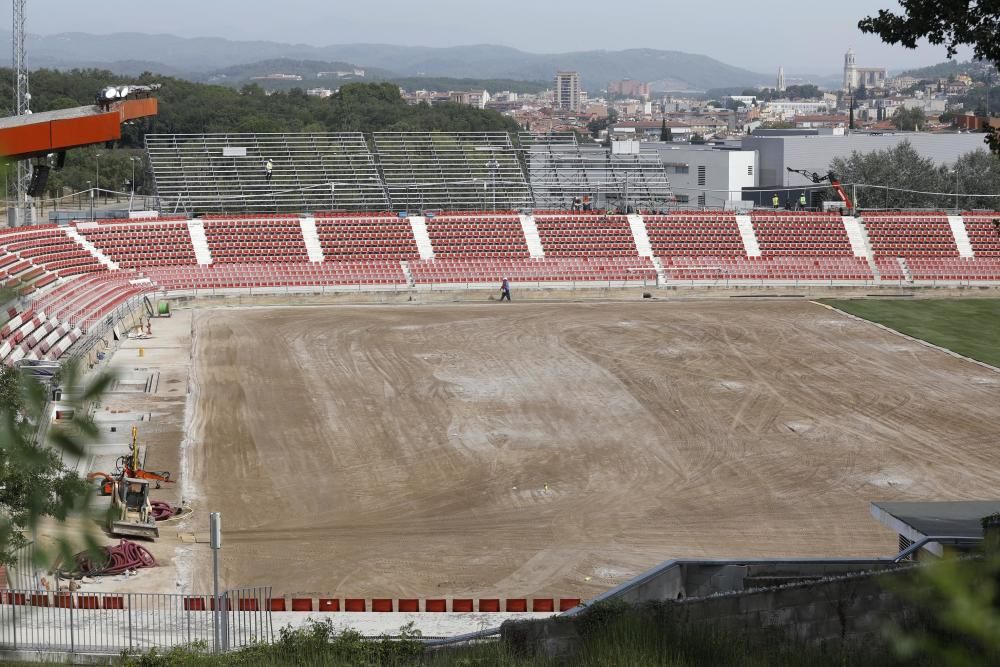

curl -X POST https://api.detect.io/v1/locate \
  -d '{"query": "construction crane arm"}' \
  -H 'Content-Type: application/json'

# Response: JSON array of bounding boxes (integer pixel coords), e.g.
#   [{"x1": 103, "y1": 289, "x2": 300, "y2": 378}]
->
[{"x1": 785, "y1": 167, "x2": 854, "y2": 210}]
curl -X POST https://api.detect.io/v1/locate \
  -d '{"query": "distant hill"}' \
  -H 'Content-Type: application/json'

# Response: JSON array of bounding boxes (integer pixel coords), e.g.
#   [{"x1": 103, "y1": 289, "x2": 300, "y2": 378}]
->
[
  {"x1": 898, "y1": 60, "x2": 968, "y2": 80},
  {"x1": 0, "y1": 31, "x2": 771, "y2": 92},
  {"x1": 198, "y1": 59, "x2": 392, "y2": 86}
]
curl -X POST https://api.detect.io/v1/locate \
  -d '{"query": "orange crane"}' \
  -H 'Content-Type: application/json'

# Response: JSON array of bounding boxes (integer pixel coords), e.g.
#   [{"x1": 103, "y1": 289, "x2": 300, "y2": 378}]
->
[{"x1": 786, "y1": 168, "x2": 853, "y2": 211}]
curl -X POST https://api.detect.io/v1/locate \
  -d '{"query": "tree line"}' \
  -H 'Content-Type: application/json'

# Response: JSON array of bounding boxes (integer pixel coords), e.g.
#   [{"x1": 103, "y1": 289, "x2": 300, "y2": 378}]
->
[{"x1": 0, "y1": 69, "x2": 520, "y2": 199}]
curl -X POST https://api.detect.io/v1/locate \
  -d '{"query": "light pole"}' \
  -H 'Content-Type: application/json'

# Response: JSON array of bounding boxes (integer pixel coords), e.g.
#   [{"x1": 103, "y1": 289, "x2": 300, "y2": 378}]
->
[
  {"x1": 129, "y1": 157, "x2": 138, "y2": 211},
  {"x1": 95, "y1": 153, "x2": 101, "y2": 201},
  {"x1": 951, "y1": 167, "x2": 960, "y2": 212},
  {"x1": 86, "y1": 180, "x2": 94, "y2": 220}
]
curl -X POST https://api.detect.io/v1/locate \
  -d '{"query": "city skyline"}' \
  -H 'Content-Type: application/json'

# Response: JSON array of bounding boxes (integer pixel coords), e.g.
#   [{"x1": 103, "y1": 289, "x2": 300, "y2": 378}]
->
[{"x1": 28, "y1": 0, "x2": 971, "y2": 74}]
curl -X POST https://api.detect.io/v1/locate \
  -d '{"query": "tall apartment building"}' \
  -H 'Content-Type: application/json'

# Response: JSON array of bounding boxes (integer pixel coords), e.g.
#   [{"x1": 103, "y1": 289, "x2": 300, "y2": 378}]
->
[
  {"x1": 608, "y1": 79, "x2": 650, "y2": 98},
  {"x1": 554, "y1": 71, "x2": 582, "y2": 112}
]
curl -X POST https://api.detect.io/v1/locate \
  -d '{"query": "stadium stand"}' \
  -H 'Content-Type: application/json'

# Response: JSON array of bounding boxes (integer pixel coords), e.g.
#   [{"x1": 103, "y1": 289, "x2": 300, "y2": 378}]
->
[
  {"x1": 314, "y1": 212, "x2": 420, "y2": 261},
  {"x1": 533, "y1": 214, "x2": 639, "y2": 257},
  {"x1": 143, "y1": 262, "x2": 407, "y2": 289},
  {"x1": 962, "y1": 212, "x2": 1000, "y2": 257},
  {"x1": 862, "y1": 212, "x2": 959, "y2": 258},
  {"x1": 371, "y1": 133, "x2": 531, "y2": 211},
  {"x1": 76, "y1": 220, "x2": 198, "y2": 269},
  {"x1": 201, "y1": 217, "x2": 309, "y2": 263},
  {"x1": 145, "y1": 133, "x2": 389, "y2": 214},
  {"x1": 644, "y1": 212, "x2": 746, "y2": 256},
  {"x1": 520, "y1": 133, "x2": 673, "y2": 211}
]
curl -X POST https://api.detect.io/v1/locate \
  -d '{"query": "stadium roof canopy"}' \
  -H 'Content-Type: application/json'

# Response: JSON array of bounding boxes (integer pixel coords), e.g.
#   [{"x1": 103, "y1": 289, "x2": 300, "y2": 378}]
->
[{"x1": 0, "y1": 98, "x2": 157, "y2": 160}]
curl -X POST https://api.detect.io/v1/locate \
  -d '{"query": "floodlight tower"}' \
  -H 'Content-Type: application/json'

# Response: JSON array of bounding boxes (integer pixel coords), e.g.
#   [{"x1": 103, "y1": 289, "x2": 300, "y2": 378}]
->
[{"x1": 12, "y1": 0, "x2": 31, "y2": 225}]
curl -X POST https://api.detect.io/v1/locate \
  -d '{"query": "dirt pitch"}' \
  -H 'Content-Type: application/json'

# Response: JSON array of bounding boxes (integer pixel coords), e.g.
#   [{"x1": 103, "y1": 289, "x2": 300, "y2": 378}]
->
[{"x1": 184, "y1": 300, "x2": 1000, "y2": 599}]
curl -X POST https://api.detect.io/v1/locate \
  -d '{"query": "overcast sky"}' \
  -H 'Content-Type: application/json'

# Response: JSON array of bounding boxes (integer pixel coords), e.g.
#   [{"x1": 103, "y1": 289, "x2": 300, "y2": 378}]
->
[{"x1": 31, "y1": 0, "x2": 966, "y2": 74}]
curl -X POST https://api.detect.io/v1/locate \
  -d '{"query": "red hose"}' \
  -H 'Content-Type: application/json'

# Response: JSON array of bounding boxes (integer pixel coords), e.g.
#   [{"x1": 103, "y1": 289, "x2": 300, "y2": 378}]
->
[
  {"x1": 150, "y1": 500, "x2": 176, "y2": 521},
  {"x1": 73, "y1": 540, "x2": 157, "y2": 576}
]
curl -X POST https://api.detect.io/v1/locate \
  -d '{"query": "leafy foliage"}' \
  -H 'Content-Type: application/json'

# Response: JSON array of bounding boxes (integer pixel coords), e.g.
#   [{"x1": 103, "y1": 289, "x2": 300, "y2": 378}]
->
[
  {"x1": 831, "y1": 142, "x2": 1000, "y2": 210},
  {"x1": 858, "y1": 3, "x2": 1000, "y2": 155},
  {"x1": 892, "y1": 106, "x2": 927, "y2": 131},
  {"x1": 0, "y1": 358, "x2": 109, "y2": 569}
]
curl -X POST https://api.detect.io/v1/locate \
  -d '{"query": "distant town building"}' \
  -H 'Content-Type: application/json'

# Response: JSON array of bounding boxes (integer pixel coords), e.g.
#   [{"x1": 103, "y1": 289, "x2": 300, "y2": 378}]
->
[
  {"x1": 554, "y1": 71, "x2": 582, "y2": 112},
  {"x1": 777, "y1": 67, "x2": 785, "y2": 93},
  {"x1": 608, "y1": 79, "x2": 650, "y2": 97},
  {"x1": 306, "y1": 88, "x2": 334, "y2": 98},
  {"x1": 251, "y1": 73, "x2": 303, "y2": 81},
  {"x1": 449, "y1": 90, "x2": 491, "y2": 109},
  {"x1": 843, "y1": 49, "x2": 887, "y2": 91},
  {"x1": 317, "y1": 69, "x2": 366, "y2": 78}
]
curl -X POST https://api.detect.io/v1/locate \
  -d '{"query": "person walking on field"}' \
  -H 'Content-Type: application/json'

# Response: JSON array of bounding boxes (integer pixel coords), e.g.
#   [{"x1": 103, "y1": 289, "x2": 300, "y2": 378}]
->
[
  {"x1": 500, "y1": 277, "x2": 511, "y2": 302},
  {"x1": 264, "y1": 158, "x2": 274, "y2": 183}
]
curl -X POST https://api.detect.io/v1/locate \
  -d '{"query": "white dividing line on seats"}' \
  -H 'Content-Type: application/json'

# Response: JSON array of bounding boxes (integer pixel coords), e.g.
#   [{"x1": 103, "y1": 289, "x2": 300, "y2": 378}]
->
[
  {"x1": 64, "y1": 226, "x2": 119, "y2": 271},
  {"x1": 734, "y1": 215, "x2": 761, "y2": 257},
  {"x1": 408, "y1": 216, "x2": 435, "y2": 260},
  {"x1": 299, "y1": 217, "x2": 325, "y2": 262},
  {"x1": 627, "y1": 215, "x2": 653, "y2": 257},
  {"x1": 186, "y1": 220, "x2": 213, "y2": 265},
  {"x1": 519, "y1": 214, "x2": 545, "y2": 258},
  {"x1": 841, "y1": 216, "x2": 872, "y2": 258},
  {"x1": 948, "y1": 216, "x2": 975, "y2": 258}
]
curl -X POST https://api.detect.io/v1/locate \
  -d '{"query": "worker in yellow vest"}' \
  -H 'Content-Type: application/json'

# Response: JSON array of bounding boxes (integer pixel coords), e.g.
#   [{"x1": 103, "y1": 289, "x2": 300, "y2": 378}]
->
[
  {"x1": 799, "y1": 192, "x2": 808, "y2": 210},
  {"x1": 771, "y1": 193, "x2": 780, "y2": 209}
]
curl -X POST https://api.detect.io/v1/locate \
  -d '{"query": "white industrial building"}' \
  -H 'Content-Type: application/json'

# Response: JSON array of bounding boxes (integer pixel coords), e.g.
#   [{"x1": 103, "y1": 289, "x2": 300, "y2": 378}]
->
[{"x1": 648, "y1": 144, "x2": 757, "y2": 208}]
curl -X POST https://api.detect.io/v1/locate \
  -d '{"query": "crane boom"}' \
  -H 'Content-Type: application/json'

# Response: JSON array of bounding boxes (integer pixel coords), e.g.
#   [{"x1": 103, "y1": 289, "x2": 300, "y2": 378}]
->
[{"x1": 786, "y1": 167, "x2": 853, "y2": 210}]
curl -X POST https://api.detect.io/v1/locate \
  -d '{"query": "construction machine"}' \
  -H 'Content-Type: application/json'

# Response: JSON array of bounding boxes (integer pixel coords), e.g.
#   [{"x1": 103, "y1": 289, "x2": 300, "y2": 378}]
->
[
  {"x1": 786, "y1": 168, "x2": 854, "y2": 211},
  {"x1": 109, "y1": 477, "x2": 159, "y2": 539}
]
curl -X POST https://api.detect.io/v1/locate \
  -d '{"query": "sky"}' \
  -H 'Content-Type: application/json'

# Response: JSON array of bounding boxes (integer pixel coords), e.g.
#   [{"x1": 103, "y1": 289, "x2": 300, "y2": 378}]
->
[{"x1": 31, "y1": 0, "x2": 968, "y2": 75}]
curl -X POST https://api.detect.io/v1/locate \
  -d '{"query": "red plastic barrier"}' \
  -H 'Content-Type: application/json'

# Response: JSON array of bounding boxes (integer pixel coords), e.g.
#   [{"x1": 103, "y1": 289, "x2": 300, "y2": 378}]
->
[
  {"x1": 344, "y1": 598, "x2": 366, "y2": 612},
  {"x1": 55, "y1": 593, "x2": 73, "y2": 609},
  {"x1": 398, "y1": 599, "x2": 419, "y2": 612},
  {"x1": 372, "y1": 599, "x2": 393, "y2": 613},
  {"x1": 425, "y1": 599, "x2": 447, "y2": 612},
  {"x1": 238, "y1": 598, "x2": 259, "y2": 611},
  {"x1": 505, "y1": 598, "x2": 527, "y2": 612},
  {"x1": 318, "y1": 598, "x2": 340, "y2": 612},
  {"x1": 31, "y1": 593, "x2": 48, "y2": 607},
  {"x1": 268, "y1": 598, "x2": 286, "y2": 612},
  {"x1": 533, "y1": 598, "x2": 555, "y2": 612},
  {"x1": 103, "y1": 596, "x2": 125, "y2": 610},
  {"x1": 209, "y1": 598, "x2": 232, "y2": 611},
  {"x1": 479, "y1": 599, "x2": 500, "y2": 612},
  {"x1": 452, "y1": 599, "x2": 473, "y2": 612},
  {"x1": 2, "y1": 592, "x2": 26, "y2": 606},
  {"x1": 559, "y1": 598, "x2": 582, "y2": 612},
  {"x1": 184, "y1": 597, "x2": 206, "y2": 611},
  {"x1": 77, "y1": 595, "x2": 100, "y2": 609},
  {"x1": 291, "y1": 598, "x2": 313, "y2": 612}
]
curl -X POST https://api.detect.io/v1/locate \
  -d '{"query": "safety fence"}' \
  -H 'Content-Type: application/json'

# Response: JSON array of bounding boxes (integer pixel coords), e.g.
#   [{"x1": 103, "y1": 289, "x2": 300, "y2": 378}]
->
[
  {"x1": 266, "y1": 596, "x2": 582, "y2": 613},
  {"x1": 0, "y1": 587, "x2": 272, "y2": 654}
]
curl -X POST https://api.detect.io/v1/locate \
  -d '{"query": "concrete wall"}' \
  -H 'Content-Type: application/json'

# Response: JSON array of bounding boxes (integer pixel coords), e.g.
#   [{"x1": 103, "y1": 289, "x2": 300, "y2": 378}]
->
[{"x1": 503, "y1": 563, "x2": 918, "y2": 659}]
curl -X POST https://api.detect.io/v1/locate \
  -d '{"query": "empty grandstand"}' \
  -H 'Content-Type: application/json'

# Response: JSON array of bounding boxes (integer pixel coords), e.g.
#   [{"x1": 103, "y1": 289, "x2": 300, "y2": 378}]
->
[
  {"x1": 145, "y1": 133, "x2": 390, "y2": 214},
  {"x1": 519, "y1": 133, "x2": 673, "y2": 211},
  {"x1": 372, "y1": 132, "x2": 531, "y2": 212}
]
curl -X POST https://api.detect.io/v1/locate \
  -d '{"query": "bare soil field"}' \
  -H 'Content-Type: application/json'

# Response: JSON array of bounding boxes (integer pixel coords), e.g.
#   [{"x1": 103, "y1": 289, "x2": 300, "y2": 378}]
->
[{"x1": 184, "y1": 301, "x2": 1000, "y2": 599}]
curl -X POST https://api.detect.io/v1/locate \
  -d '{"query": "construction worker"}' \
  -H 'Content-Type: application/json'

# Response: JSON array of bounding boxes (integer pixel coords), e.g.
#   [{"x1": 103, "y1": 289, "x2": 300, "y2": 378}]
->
[
  {"x1": 771, "y1": 192, "x2": 780, "y2": 209},
  {"x1": 799, "y1": 192, "x2": 808, "y2": 210},
  {"x1": 264, "y1": 159, "x2": 273, "y2": 183}
]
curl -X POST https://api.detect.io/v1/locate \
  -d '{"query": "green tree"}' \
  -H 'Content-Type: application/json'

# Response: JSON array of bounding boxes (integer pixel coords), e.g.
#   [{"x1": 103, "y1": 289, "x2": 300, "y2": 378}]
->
[
  {"x1": 0, "y1": 356, "x2": 109, "y2": 569},
  {"x1": 660, "y1": 120, "x2": 672, "y2": 142},
  {"x1": 859, "y1": 3, "x2": 1000, "y2": 154},
  {"x1": 892, "y1": 106, "x2": 927, "y2": 131}
]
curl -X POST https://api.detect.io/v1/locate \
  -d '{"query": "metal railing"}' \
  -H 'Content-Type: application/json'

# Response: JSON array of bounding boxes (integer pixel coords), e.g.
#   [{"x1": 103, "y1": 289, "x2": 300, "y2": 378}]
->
[{"x1": 0, "y1": 587, "x2": 272, "y2": 654}]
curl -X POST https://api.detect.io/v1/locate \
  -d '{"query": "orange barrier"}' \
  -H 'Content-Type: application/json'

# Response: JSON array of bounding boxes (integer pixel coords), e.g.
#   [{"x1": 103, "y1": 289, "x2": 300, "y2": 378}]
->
[
  {"x1": 398, "y1": 599, "x2": 419, "y2": 612},
  {"x1": 318, "y1": 598, "x2": 340, "y2": 612},
  {"x1": 426, "y1": 599, "x2": 447, "y2": 612},
  {"x1": 103, "y1": 596, "x2": 125, "y2": 610},
  {"x1": 559, "y1": 598, "x2": 582, "y2": 611},
  {"x1": 344, "y1": 598, "x2": 366, "y2": 612},
  {"x1": 479, "y1": 599, "x2": 500, "y2": 613},
  {"x1": 452, "y1": 599, "x2": 474, "y2": 612},
  {"x1": 532, "y1": 598, "x2": 554, "y2": 612},
  {"x1": 372, "y1": 599, "x2": 393, "y2": 613},
  {"x1": 291, "y1": 598, "x2": 313, "y2": 612},
  {"x1": 183, "y1": 597, "x2": 206, "y2": 611},
  {"x1": 269, "y1": 598, "x2": 286, "y2": 612},
  {"x1": 30, "y1": 593, "x2": 48, "y2": 607},
  {"x1": 77, "y1": 595, "x2": 100, "y2": 609},
  {"x1": 238, "y1": 598, "x2": 259, "y2": 611},
  {"x1": 55, "y1": 593, "x2": 73, "y2": 609},
  {"x1": 505, "y1": 598, "x2": 527, "y2": 612}
]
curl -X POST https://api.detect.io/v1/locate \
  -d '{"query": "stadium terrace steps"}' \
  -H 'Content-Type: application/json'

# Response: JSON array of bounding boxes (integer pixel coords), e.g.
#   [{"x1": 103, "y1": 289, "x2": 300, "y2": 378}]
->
[
  {"x1": 407, "y1": 216, "x2": 435, "y2": 260},
  {"x1": 64, "y1": 226, "x2": 118, "y2": 270},
  {"x1": 519, "y1": 214, "x2": 545, "y2": 258},
  {"x1": 626, "y1": 214, "x2": 653, "y2": 258},
  {"x1": 735, "y1": 215, "x2": 761, "y2": 257},
  {"x1": 947, "y1": 215, "x2": 974, "y2": 257},
  {"x1": 186, "y1": 220, "x2": 213, "y2": 265},
  {"x1": 299, "y1": 217, "x2": 325, "y2": 262}
]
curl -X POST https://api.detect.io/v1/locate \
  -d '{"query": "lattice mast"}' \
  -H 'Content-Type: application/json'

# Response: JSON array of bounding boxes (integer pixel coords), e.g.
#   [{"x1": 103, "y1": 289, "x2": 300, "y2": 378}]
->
[{"x1": 12, "y1": 0, "x2": 31, "y2": 225}]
